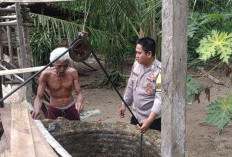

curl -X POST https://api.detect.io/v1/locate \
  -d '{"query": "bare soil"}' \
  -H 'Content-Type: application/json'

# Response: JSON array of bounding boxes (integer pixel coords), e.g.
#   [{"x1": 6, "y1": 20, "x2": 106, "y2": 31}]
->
[{"x1": 77, "y1": 57, "x2": 232, "y2": 157}]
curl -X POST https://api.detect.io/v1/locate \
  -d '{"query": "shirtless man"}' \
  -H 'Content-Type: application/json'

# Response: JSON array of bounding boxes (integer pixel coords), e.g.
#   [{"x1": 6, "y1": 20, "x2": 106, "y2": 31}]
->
[{"x1": 30, "y1": 47, "x2": 84, "y2": 120}]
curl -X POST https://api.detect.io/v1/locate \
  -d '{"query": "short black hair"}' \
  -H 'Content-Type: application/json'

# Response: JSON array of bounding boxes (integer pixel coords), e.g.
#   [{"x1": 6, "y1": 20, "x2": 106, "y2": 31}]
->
[{"x1": 136, "y1": 37, "x2": 156, "y2": 56}]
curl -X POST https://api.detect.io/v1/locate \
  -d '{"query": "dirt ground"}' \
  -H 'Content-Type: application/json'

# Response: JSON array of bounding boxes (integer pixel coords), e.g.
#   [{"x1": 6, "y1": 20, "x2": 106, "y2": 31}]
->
[
  {"x1": 76, "y1": 57, "x2": 232, "y2": 157},
  {"x1": 1, "y1": 56, "x2": 231, "y2": 157}
]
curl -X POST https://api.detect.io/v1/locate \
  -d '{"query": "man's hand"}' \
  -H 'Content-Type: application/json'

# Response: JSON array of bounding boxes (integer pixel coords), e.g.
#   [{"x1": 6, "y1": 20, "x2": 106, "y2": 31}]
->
[
  {"x1": 138, "y1": 119, "x2": 153, "y2": 134},
  {"x1": 75, "y1": 102, "x2": 84, "y2": 113},
  {"x1": 119, "y1": 105, "x2": 126, "y2": 118},
  {"x1": 30, "y1": 110, "x2": 40, "y2": 119},
  {"x1": 138, "y1": 112, "x2": 157, "y2": 134}
]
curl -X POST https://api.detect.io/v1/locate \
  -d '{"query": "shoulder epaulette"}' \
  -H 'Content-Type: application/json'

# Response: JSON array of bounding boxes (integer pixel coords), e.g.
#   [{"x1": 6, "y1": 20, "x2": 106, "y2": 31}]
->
[{"x1": 156, "y1": 72, "x2": 161, "y2": 92}]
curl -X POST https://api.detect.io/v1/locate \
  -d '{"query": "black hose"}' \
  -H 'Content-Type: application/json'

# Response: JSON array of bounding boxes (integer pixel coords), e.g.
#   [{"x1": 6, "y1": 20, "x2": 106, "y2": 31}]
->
[
  {"x1": 140, "y1": 134, "x2": 143, "y2": 157},
  {"x1": 91, "y1": 50, "x2": 143, "y2": 157},
  {"x1": 0, "y1": 35, "x2": 85, "y2": 104},
  {"x1": 91, "y1": 51, "x2": 138, "y2": 123},
  {"x1": 0, "y1": 47, "x2": 72, "y2": 103}
]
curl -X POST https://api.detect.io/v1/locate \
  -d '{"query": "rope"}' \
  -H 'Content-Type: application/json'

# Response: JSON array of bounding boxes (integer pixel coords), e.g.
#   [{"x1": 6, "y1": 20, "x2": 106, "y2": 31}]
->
[{"x1": 82, "y1": 0, "x2": 91, "y2": 32}]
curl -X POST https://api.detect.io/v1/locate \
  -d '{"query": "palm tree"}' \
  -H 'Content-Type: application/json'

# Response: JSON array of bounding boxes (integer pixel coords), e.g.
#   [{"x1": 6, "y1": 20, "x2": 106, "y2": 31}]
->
[{"x1": 30, "y1": 0, "x2": 162, "y2": 70}]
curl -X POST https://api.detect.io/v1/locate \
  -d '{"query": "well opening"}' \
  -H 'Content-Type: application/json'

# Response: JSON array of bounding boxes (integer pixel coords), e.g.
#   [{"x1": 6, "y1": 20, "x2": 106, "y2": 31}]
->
[{"x1": 43, "y1": 118, "x2": 161, "y2": 157}]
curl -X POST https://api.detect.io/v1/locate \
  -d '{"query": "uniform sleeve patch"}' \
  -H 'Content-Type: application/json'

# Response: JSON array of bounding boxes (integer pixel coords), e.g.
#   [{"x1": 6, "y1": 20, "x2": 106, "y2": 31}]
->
[
  {"x1": 146, "y1": 89, "x2": 151, "y2": 95},
  {"x1": 146, "y1": 82, "x2": 153, "y2": 89},
  {"x1": 149, "y1": 73, "x2": 156, "y2": 79},
  {"x1": 132, "y1": 77, "x2": 137, "y2": 82}
]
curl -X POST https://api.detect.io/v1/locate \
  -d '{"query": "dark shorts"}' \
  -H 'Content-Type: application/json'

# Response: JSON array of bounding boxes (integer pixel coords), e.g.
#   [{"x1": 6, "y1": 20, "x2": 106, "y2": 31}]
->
[
  {"x1": 130, "y1": 116, "x2": 161, "y2": 131},
  {"x1": 47, "y1": 104, "x2": 80, "y2": 120}
]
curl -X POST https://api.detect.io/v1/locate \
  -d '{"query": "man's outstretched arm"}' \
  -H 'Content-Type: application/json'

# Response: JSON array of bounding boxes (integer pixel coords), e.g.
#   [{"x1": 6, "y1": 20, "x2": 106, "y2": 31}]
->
[
  {"x1": 31, "y1": 72, "x2": 47, "y2": 119},
  {"x1": 72, "y1": 69, "x2": 84, "y2": 113}
]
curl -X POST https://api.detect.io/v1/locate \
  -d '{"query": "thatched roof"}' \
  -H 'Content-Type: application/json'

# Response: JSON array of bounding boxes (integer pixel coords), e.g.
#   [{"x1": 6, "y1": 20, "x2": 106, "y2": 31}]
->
[
  {"x1": 0, "y1": 2, "x2": 84, "y2": 20},
  {"x1": 28, "y1": 3, "x2": 84, "y2": 20}
]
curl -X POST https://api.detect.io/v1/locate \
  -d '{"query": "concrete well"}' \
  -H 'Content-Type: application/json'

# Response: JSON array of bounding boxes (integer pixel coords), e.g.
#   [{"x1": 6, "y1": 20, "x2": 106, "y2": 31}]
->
[{"x1": 43, "y1": 118, "x2": 161, "y2": 157}]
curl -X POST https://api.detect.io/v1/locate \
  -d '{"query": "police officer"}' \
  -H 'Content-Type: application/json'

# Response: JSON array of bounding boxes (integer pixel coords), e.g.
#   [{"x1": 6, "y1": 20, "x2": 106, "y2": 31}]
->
[{"x1": 119, "y1": 37, "x2": 161, "y2": 134}]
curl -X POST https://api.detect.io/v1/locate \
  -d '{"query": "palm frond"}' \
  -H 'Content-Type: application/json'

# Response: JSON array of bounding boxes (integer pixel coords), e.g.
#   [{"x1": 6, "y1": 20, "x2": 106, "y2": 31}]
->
[{"x1": 30, "y1": 13, "x2": 82, "y2": 43}]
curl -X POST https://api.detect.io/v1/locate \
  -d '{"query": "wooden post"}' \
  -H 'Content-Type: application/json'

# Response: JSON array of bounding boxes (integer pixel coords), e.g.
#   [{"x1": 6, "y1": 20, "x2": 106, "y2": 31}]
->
[
  {"x1": 161, "y1": 0, "x2": 188, "y2": 157},
  {"x1": 6, "y1": 19, "x2": 14, "y2": 62},
  {"x1": 0, "y1": 76, "x2": 3, "y2": 108},
  {"x1": 15, "y1": 3, "x2": 29, "y2": 101},
  {"x1": 0, "y1": 27, "x2": 3, "y2": 61},
  {"x1": 22, "y1": 6, "x2": 33, "y2": 104},
  {"x1": 15, "y1": 3, "x2": 27, "y2": 69}
]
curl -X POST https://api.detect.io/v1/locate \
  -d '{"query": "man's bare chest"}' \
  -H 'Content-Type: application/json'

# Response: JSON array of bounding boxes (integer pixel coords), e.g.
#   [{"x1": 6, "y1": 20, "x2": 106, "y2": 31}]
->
[{"x1": 47, "y1": 75, "x2": 73, "y2": 91}]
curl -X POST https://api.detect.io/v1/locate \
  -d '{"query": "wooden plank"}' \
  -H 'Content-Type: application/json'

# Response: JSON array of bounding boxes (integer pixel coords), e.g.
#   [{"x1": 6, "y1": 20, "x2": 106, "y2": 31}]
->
[
  {"x1": 1, "y1": 106, "x2": 58, "y2": 157},
  {"x1": 0, "y1": 15, "x2": 17, "y2": 19},
  {"x1": 11, "y1": 100, "x2": 36, "y2": 157},
  {"x1": 27, "y1": 103, "x2": 72, "y2": 157},
  {"x1": 29, "y1": 115, "x2": 58, "y2": 157},
  {"x1": 0, "y1": 108, "x2": 11, "y2": 146},
  {"x1": 0, "y1": 65, "x2": 46, "y2": 76},
  {"x1": 0, "y1": 21, "x2": 33, "y2": 26},
  {"x1": 35, "y1": 120, "x2": 72, "y2": 157},
  {"x1": 0, "y1": 133, "x2": 10, "y2": 156},
  {"x1": 0, "y1": 8, "x2": 15, "y2": 13},
  {"x1": 0, "y1": 65, "x2": 24, "y2": 82},
  {"x1": 161, "y1": 0, "x2": 188, "y2": 157},
  {"x1": 0, "y1": 20, "x2": 17, "y2": 24}
]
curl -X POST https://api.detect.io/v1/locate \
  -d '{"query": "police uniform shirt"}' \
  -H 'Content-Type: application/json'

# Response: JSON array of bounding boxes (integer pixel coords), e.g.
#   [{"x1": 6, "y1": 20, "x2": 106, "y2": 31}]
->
[{"x1": 123, "y1": 59, "x2": 161, "y2": 122}]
